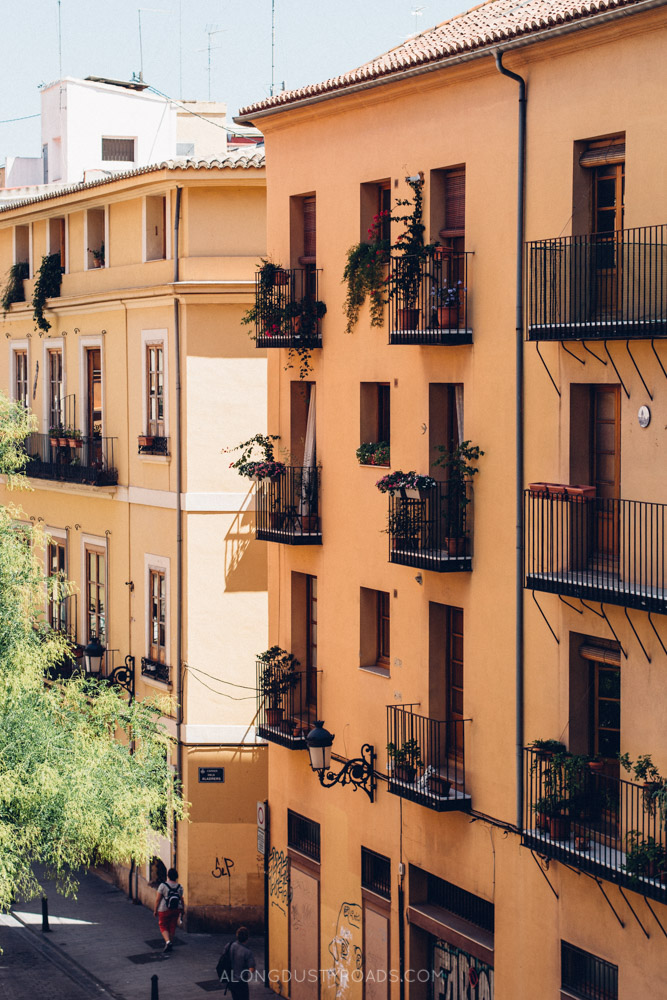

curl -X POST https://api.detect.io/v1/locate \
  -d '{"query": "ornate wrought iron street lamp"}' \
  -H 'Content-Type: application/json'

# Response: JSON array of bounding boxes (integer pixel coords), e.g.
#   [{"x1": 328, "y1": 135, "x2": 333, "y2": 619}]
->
[
  {"x1": 83, "y1": 634, "x2": 105, "y2": 676},
  {"x1": 305, "y1": 720, "x2": 376, "y2": 802}
]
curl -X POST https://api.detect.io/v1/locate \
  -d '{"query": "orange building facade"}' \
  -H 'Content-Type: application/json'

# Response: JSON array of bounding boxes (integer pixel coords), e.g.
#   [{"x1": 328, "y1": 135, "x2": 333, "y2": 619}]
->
[{"x1": 237, "y1": 1, "x2": 667, "y2": 997}]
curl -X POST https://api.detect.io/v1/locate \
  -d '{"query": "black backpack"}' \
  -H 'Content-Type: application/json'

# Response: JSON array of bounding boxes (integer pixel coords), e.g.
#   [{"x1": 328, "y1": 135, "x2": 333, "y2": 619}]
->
[
  {"x1": 216, "y1": 942, "x2": 233, "y2": 985},
  {"x1": 165, "y1": 883, "x2": 182, "y2": 910}
]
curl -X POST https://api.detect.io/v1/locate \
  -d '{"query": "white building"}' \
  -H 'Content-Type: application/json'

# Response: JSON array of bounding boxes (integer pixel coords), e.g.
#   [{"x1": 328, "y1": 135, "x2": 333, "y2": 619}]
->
[{"x1": 2, "y1": 76, "x2": 259, "y2": 196}]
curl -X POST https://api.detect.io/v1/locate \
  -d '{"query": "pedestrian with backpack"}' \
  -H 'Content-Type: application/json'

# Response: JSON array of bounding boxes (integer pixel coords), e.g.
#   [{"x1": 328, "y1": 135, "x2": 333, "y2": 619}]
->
[
  {"x1": 153, "y1": 867, "x2": 185, "y2": 954},
  {"x1": 216, "y1": 926, "x2": 256, "y2": 999}
]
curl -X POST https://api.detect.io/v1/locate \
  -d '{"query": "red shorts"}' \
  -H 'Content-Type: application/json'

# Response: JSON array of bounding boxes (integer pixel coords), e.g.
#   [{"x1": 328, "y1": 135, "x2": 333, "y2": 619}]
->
[{"x1": 158, "y1": 909, "x2": 179, "y2": 935}]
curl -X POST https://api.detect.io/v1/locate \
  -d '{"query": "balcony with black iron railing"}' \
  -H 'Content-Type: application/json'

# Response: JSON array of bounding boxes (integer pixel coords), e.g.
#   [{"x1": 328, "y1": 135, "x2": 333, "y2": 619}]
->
[
  {"x1": 253, "y1": 267, "x2": 324, "y2": 349},
  {"x1": 387, "y1": 480, "x2": 473, "y2": 572},
  {"x1": 256, "y1": 660, "x2": 319, "y2": 749},
  {"x1": 524, "y1": 487, "x2": 667, "y2": 614},
  {"x1": 524, "y1": 747, "x2": 667, "y2": 906},
  {"x1": 526, "y1": 225, "x2": 667, "y2": 341},
  {"x1": 138, "y1": 435, "x2": 170, "y2": 456},
  {"x1": 141, "y1": 657, "x2": 171, "y2": 684},
  {"x1": 255, "y1": 466, "x2": 321, "y2": 545},
  {"x1": 388, "y1": 248, "x2": 472, "y2": 345},
  {"x1": 387, "y1": 705, "x2": 471, "y2": 813},
  {"x1": 26, "y1": 433, "x2": 118, "y2": 487}
]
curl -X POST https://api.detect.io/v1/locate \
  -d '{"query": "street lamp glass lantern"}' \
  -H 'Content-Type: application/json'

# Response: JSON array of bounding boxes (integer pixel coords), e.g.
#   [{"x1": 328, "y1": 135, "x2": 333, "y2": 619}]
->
[
  {"x1": 83, "y1": 634, "x2": 105, "y2": 676},
  {"x1": 306, "y1": 720, "x2": 334, "y2": 772}
]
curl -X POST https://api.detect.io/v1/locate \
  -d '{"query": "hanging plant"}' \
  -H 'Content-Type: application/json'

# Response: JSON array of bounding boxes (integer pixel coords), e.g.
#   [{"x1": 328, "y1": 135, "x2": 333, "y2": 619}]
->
[
  {"x1": 1, "y1": 262, "x2": 29, "y2": 315},
  {"x1": 32, "y1": 253, "x2": 63, "y2": 334},
  {"x1": 389, "y1": 176, "x2": 433, "y2": 312},
  {"x1": 223, "y1": 433, "x2": 284, "y2": 479},
  {"x1": 342, "y1": 210, "x2": 391, "y2": 334}
]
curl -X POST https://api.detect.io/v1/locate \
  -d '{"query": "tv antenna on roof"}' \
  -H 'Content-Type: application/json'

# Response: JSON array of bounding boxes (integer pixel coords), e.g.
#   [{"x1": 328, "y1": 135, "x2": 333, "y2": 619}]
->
[
  {"x1": 199, "y1": 24, "x2": 224, "y2": 101},
  {"x1": 411, "y1": 5, "x2": 426, "y2": 36},
  {"x1": 138, "y1": 7, "x2": 169, "y2": 82}
]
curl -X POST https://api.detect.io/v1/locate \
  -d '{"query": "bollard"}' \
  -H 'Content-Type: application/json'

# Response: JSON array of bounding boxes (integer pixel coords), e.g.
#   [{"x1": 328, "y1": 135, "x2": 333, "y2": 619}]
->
[
  {"x1": 41, "y1": 896, "x2": 50, "y2": 933},
  {"x1": 150, "y1": 973, "x2": 159, "y2": 1000}
]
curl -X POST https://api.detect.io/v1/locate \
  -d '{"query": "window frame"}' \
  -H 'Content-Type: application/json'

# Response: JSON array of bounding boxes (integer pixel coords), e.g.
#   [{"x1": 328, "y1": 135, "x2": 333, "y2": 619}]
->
[
  {"x1": 144, "y1": 553, "x2": 170, "y2": 671},
  {"x1": 101, "y1": 136, "x2": 136, "y2": 163},
  {"x1": 141, "y1": 330, "x2": 169, "y2": 442},
  {"x1": 12, "y1": 346, "x2": 29, "y2": 408},
  {"x1": 149, "y1": 568, "x2": 167, "y2": 663},
  {"x1": 84, "y1": 543, "x2": 106, "y2": 646}
]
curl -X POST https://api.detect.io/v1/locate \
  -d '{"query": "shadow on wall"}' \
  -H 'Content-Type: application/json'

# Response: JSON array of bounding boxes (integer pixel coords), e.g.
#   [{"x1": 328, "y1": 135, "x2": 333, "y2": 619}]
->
[{"x1": 224, "y1": 506, "x2": 268, "y2": 592}]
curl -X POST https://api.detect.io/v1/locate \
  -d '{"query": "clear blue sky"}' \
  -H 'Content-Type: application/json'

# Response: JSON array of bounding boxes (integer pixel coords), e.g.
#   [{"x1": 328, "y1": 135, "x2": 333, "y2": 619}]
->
[{"x1": 1, "y1": 0, "x2": 468, "y2": 161}]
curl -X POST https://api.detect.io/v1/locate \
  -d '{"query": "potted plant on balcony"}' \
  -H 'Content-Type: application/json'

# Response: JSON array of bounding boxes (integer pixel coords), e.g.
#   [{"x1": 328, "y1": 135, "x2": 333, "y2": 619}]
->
[
  {"x1": 356, "y1": 441, "x2": 390, "y2": 467},
  {"x1": 529, "y1": 738, "x2": 567, "y2": 761},
  {"x1": 387, "y1": 738, "x2": 423, "y2": 784},
  {"x1": 225, "y1": 433, "x2": 284, "y2": 481},
  {"x1": 433, "y1": 440, "x2": 483, "y2": 556},
  {"x1": 258, "y1": 645, "x2": 300, "y2": 726},
  {"x1": 88, "y1": 243, "x2": 105, "y2": 268},
  {"x1": 1, "y1": 261, "x2": 29, "y2": 314},
  {"x1": 343, "y1": 209, "x2": 391, "y2": 334},
  {"x1": 138, "y1": 433, "x2": 156, "y2": 449},
  {"x1": 619, "y1": 752, "x2": 665, "y2": 812},
  {"x1": 285, "y1": 296, "x2": 327, "y2": 341},
  {"x1": 624, "y1": 832, "x2": 667, "y2": 881},
  {"x1": 32, "y1": 252, "x2": 63, "y2": 334},
  {"x1": 49, "y1": 425, "x2": 63, "y2": 448},
  {"x1": 375, "y1": 470, "x2": 437, "y2": 499},
  {"x1": 389, "y1": 176, "x2": 433, "y2": 330},
  {"x1": 431, "y1": 280, "x2": 464, "y2": 329},
  {"x1": 242, "y1": 259, "x2": 288, "y2": 336}
]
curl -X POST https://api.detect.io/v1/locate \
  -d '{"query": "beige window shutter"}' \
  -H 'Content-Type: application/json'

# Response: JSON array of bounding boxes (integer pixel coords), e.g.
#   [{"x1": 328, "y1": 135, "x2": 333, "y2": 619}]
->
[{"x1": 579, "y1": 142, "x2": 626, "y2": 168}]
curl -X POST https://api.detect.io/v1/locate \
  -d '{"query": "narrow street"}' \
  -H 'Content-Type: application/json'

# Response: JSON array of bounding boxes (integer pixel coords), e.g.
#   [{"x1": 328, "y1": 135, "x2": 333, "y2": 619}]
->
[{"x1": 7, "y1": 871, "x2": 273, "y2": 1000}]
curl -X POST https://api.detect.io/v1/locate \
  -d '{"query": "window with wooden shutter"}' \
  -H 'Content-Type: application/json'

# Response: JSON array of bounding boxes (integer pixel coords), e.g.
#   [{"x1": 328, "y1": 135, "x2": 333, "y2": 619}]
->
[
  {"x1": 302, "y1": 196, "x2": 316, "y2": 263},
  {"x1": 14, "y1": 350, "x2": 28, "y2": 408},
  {"x1": 149, "y1": 569, "x2": 167, "y2": 662},
  {"x1": 441, "y1": 168, "x2": 466, "y2": 240}
]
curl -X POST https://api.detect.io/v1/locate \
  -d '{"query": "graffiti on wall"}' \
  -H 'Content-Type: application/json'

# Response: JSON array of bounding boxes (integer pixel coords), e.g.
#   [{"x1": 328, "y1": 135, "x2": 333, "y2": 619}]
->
[
  {"x1": 433, "y1": 940, "x2": 494, "y2": 1000},
  {"x1": 326, "y1": 902, "x2": 363, "y2": 999},
  {"x1": 268, "y1": 847, "x2": 291, "y2": 913},
  {"x1": 211, "y1": 856, "x2": 235, "y2": 879}
]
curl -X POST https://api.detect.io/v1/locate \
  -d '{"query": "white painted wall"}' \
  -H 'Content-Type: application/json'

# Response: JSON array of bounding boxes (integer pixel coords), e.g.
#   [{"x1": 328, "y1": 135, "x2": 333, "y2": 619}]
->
[
  {"x1": 4, "y1": 157, "x2": 43, "y2": 187},
  {"x1": 176, "y1": 102, "x2": 227, "y2": 158},
  {"x1": 40, "y1": 78, "x2": 178, "y2": 185}
]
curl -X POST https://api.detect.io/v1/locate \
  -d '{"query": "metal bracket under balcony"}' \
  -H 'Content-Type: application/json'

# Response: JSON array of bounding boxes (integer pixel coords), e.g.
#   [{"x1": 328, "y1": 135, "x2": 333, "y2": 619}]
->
[
  {"x1": 255, "y1": 467, "x2": 321, "y2": 545},
  {"x1": 256, "y1": 661, "x2": 318, "y2": 749},
  {"x1": 388, "y1": 482, "x2": 472, "y2": 572},
  {"x1": 389, "y1": 249, "x2": 472, "y2": 345},
  {"x1": 524, "y1": 489, "x2": 667, "y2": 614},
  {"x1": 526, "y1": 226, "x2": 667, "y2": 341},
  {"x1": 523, "y1": 748, "x2": 667, "y2": 906},
  {"x1": 253, "y1": 267, "x2": 323, "y2": 349},
  {"x1": 387, "y1": 705, "x2": 471, "y2": 812},
  {"x1": 25, "y1": 433, "x2": 118, "y2": 486},
  {"x1": 141, "y1": 657, "x2": 171, "y2": 684}
]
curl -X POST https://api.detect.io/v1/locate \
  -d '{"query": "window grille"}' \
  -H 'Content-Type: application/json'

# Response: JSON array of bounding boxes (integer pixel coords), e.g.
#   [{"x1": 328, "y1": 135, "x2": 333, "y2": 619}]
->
[
  {"x1": 102, "y1": 138, "x2": 135, "y2": 161},
  {"x1": 561, "y1": 942, "x2": 618, "y2": 1000},
  {"x1": 287, "y1": 810, "x2": 320, "y2": 861},
  {"x1": 361, "y1": 847, "x2": 390, "y2": 899}
]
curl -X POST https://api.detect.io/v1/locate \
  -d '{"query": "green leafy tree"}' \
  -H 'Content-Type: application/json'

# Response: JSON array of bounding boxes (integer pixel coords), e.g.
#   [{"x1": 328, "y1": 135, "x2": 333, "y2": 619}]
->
[{"x1": 0, "y1": 392, "x2": 184, "y2": 909}]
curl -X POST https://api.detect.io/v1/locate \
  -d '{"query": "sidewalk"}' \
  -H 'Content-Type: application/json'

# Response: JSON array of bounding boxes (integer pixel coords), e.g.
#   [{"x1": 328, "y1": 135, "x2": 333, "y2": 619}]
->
[{"x1": 11, "y1": 870, "x2": 274, "y2": 1000}]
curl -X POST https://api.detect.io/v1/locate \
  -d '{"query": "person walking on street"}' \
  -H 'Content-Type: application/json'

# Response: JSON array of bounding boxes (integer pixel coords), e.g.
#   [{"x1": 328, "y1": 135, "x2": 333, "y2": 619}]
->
[
  {"x1": 153, "y1": 867, "x2": 185, "y2": 954},
  {"x1": 217, "y1": 926, "x2": 256, "y2": 999}
]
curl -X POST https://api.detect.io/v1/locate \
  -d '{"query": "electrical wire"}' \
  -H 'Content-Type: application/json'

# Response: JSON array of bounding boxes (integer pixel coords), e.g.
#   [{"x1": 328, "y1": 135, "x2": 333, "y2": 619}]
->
[
  {"x1": 145, "y1": 84, "x2": 259, "y2": 139},
  {"x1": 185, "y1": 662, "x2": 256, "y2": 690},
  {"x1": 0, "y1": 113, "x2": 40, "y2": 124},
  {"x1": 184, "y1": 664, "x2": 255, "y2": 700}
]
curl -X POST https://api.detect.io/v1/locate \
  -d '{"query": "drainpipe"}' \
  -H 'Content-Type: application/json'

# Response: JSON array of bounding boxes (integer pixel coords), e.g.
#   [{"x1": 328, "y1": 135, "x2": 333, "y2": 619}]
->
[
  {"x1": 494, "y1": 50, "x2": 526, "y2": 831},
  {"x1": 173, "y1": 185, "x2": 183, "y2": 868}
]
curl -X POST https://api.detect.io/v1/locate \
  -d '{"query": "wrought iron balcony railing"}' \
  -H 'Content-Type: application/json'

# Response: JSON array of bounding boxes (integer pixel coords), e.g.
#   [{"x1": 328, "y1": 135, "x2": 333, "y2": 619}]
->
[
  {"x1": 386, "y1": 705, "x2": 471, "y2": 812},
  {"x1": 526, "y1": 226, "x2": 667, "y2": 341},
  {"x1": 138, "y1": 435, "x2": 169, "y2": 456},
  {"x1": 253, "y1": 267, "x2": 323, "y2": 349},
  {"x1": 524, "y1": 748, "x2": 667, "y2": 906},
  {"x1": 388, "y1": 248, "x2": 472, "y2": 345},
  {"x1": 256, "y1": 660, "x2": 319, "y2": 749},
  {"x1": 524, "y1": 489, "x2": 667, "y2": 614},
  {"x1": 387, "y1": 480, "x2": 473, "y2": 571},
  {"x1": 255, "y1": 466, "x2": 321, "y2": 545},
  {"x1": 141, "y1": 657, "x2": 170, "y2": 683},
  {"x1": 26, "y1": 433, "x2": 118, "y2": 487}
]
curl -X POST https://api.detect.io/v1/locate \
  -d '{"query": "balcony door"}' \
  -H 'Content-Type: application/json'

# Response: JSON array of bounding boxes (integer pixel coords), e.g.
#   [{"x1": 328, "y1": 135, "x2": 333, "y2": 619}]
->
[
  {"x1": 591, "y1": 385, "x2": 620, "y2": 567},
  {"x1": 429, "y1": 603, "x2": 464, "y2": 764},
  {"x1": 86, "y1": 348, "x2": 102, "y2": 468}
]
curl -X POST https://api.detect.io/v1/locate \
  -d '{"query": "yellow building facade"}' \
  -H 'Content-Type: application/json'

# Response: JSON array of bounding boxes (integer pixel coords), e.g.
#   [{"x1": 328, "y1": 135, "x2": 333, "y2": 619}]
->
[
  {"x1": 237, "y1": 0, "x2": 667, "y2": 996},
  {"x1": 0, "y1": 153, "x2": 269, "y2": 930}
]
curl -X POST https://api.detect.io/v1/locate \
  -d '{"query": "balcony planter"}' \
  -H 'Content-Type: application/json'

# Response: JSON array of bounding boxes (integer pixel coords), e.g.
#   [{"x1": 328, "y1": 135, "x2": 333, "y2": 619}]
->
[
  {"x1": 58, "y1": 437, "x2": 68, "y2": 447},
  {"x1": 588, "y1": 759, "x2": 606, "y2": 773},
  {"x1": 437, "y1": 305, "x2": 459, "y2": 329},
  {"x1": 548, "y1": 815, "x2": 571, "y2": 840},
  {"x1": 402, "y1": 487, "x2": 420, "y2": 499},
  {"x1": 565, "y1": 484, "x2": 596, "y2": 499},
  {"x1": 266, "y1": 707, "x2": 284, "y2": 726},
  {"x1": 393, "y1": 764, "x2": 417, "y2": 784},
  {"x1": 574, "y1": 835, "x2": 591, "y2": 851},
  {"x1": 272, "y1": 268, "x2": 289, "y2": 286},
  {"x1": 447, "y1": 536, "x2": 468, "y2": 558},
  {"x1": 49, "y1": 436, "x2": 59, "y2": 447},
  {"x1": 387, "y1": 737, "x2": 423, "y2": 785},
  {"x1": 139, "y1": 435, "x2": 155, "y2": 448},
  {"x1": 528, "y1": 483, "x2": 550, "y2": 496},
  {"x1": 397, "y1": 307, "x2": 420, "y2": 330}
]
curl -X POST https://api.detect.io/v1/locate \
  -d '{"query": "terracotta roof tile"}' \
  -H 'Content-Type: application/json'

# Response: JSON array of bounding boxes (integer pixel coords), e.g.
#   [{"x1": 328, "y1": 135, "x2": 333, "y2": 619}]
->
[{"x1": 238, "y1": 0, "x2": 650, "y2": 117}]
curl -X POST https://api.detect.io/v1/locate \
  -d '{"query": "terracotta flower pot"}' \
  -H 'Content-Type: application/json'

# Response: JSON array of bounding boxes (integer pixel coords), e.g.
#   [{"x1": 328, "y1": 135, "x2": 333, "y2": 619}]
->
[
  {"x1": 392, "y1": 764, "x2": 417, "y2": 784},
  {"x1": 397, "y1": 308, "x2": 420, "y2": 330},
  {"x1": 58, "y1": 438, "x2": 68, "y2": 447},
  {"x1": 139, "y1": 435, "x2": 155, "y2": 448},
  {"x1": 549, "y1": 816, "x2": 571, "y2": 840},
  {"x1": 272, "y1": 269, "x2": 289, "y2": 286},
  {"x1": 447, "y1": 537, "x2": 467, "y2": 557},
  {"x1": 266, "y1": 707, "x2": 284, "y2": 726},
  {"x1": 50, "y1": 437, "x2": 59, "y2": 447},
  {"x1": 67, "y1": 438, "x2": 77, "y2": 449},
  {"x1": 437, "y1": 305, "x2": 459, "y2": 329},
  {"x1": 588, "y1": 760, "x2": 605, "y2": 773}
]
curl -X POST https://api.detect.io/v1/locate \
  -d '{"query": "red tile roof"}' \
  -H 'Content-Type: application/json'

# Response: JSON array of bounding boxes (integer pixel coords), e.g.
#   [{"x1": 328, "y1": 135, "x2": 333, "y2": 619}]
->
[{"x1": 238, "y1": 0, "x2": 653, "y2": 118}]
